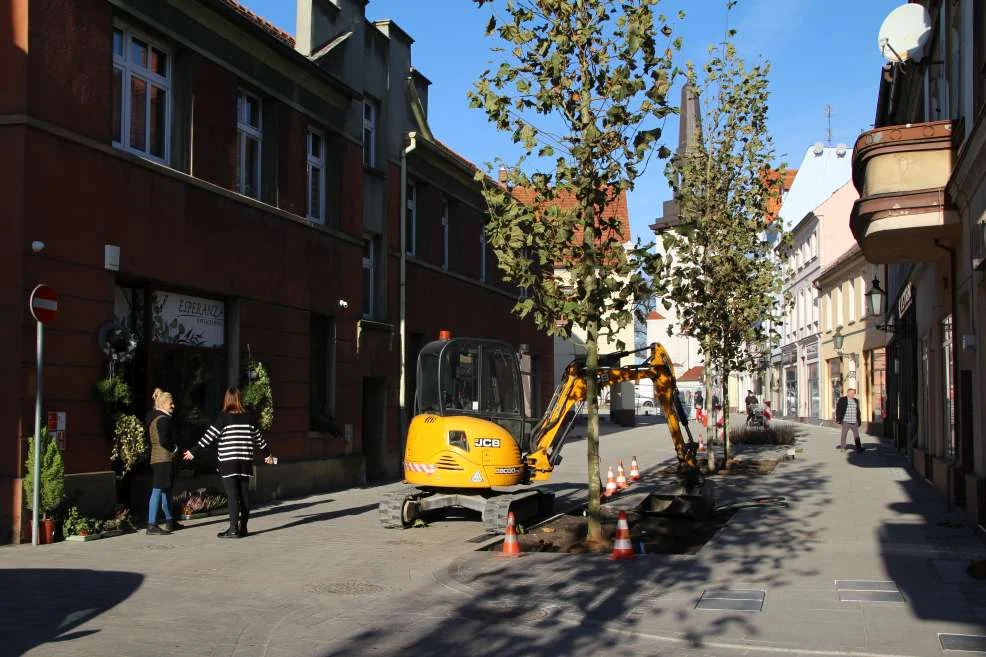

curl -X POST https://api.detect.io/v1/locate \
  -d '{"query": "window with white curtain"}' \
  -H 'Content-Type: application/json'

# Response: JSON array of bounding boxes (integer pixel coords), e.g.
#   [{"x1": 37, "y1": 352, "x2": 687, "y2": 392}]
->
[
  {"x1": 236, "y1": 90, "x2": 262, "y2": 198},
  {"x1": 848, "y1": 279, "x2": 856, "y2": 323},
  {"x1": 112, "y1": 25, "x2": 170, "y2": 163}
]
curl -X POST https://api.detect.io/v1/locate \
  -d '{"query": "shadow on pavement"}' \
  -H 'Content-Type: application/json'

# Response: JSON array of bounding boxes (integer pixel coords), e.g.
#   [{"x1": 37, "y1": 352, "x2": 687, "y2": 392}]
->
[
  {"x1": 0, "y1": 568, "x2": 143, "y2": 656},
  {"x1": 857, "y1": 440, "x2": 986, "y2": 625},
  {"x1": 250, "y1": 503, "x2": 380, "y2": 535},
  {"x1": 311, "y1": 441, "x2": 834, "y2": 655}
]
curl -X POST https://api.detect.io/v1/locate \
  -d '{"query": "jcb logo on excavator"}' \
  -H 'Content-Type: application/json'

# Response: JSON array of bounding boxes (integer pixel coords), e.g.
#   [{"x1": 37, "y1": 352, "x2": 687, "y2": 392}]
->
[{"x1": 473, "y1": 438, "x2": 501, "y2": 448}]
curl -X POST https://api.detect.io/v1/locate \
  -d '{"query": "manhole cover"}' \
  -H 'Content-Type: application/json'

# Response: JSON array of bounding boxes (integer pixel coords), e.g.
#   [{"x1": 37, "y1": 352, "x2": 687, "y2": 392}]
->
[
  {"x1": 144, "y1": 544, "x2": 175, "y2": 550},
  {"x1": 940, "y1": 633, "x2": 986, "y2": 653},
  {"x1": 310, "y1": 581, "x2": 385, "y2": 595},
  {"x1": 835, "y1": 580, "x2": 905, "y2": 603},
  {"x1": 696, "y1": 589, "x2": 764, "y2": 612}
]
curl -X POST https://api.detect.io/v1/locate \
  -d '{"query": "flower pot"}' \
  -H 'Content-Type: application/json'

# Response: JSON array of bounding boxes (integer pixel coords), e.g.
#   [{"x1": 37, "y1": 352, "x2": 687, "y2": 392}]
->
[{"x1": 43, "y1": 518, "x2": 55, "y2": 544}]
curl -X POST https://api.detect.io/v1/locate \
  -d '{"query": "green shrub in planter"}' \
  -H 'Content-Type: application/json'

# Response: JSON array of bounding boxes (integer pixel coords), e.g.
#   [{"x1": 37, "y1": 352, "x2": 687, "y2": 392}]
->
[{"x1": 23, "y1": 427, "x2": 64, "y2": 519}]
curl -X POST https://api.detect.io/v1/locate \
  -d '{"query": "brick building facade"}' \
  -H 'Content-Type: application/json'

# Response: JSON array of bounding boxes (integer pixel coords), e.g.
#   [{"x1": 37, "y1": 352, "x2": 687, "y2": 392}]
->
[{"x1": 0, "y1": 0, "x2": 551, "y2": 543}]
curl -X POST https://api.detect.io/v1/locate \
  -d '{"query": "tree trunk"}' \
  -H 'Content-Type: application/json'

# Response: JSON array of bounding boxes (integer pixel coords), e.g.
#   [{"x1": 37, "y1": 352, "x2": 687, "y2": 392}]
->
[
  {"x1": 585, "y1": 318, "x2": 603, "y2": 546},
  {"x1": 722, "y1": 366, "x2": 731, "y2": 465},
  {"x1": 702, "y1": 339, "x2": 715, "y2": 471}
]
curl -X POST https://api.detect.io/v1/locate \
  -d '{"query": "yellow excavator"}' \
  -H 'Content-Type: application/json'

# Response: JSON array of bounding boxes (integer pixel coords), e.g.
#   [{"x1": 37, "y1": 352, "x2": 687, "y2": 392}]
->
[{"x1": 378, "y1": 334, "x2": 703, "y2": 532}]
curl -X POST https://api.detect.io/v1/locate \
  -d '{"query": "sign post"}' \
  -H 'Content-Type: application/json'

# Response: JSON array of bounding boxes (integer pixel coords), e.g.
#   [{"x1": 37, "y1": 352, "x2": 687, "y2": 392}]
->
[{"x1": 29, "y1": 284, "x2": 57, "y2": 546}]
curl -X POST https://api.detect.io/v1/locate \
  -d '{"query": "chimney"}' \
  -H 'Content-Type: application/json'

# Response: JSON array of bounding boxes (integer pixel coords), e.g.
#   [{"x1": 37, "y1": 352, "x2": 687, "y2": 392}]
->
[{"x1": 498, "y1": 166, "x2": 507, "y2": 184}]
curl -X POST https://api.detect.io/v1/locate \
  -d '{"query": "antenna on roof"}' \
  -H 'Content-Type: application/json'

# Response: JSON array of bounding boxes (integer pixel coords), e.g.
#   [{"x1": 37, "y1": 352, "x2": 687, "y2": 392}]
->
[{"x1": 824, "y1": 105, "x2": 833, "y2": 146}]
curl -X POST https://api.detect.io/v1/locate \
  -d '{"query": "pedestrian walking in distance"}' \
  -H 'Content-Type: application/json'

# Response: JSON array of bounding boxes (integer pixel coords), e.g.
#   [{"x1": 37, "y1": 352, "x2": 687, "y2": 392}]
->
[
  {"x1": 146, "y1": 388, "x2": 183, "y2": 535},
  {"x1": 836, "y1": 388, "x2": 863, "y2": 454},
  {"x1": 184, "y1": 387, "x2": 274, "y2": 538}
]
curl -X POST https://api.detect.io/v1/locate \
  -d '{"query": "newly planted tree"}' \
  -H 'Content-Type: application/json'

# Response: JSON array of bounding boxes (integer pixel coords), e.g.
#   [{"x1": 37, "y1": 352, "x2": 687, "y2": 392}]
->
[
  {"x1": 659, "y1": 37, "x2": 790, "y2": 465},
  {"x1": 469, "y1": 0, "x2": 682, "y2": 545}
]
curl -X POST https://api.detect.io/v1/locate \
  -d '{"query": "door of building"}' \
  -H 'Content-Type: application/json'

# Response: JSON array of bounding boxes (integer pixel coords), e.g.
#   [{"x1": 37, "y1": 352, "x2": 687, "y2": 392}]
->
[{"x1": 362, "y1": 377, "x2": 389, "y2": 482}]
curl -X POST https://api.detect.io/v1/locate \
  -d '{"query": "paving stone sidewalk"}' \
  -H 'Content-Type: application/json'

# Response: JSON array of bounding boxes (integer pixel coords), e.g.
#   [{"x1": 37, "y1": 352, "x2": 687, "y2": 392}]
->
[{"x1": 3, "y1": 419, "x2": 986, "y2": 656}]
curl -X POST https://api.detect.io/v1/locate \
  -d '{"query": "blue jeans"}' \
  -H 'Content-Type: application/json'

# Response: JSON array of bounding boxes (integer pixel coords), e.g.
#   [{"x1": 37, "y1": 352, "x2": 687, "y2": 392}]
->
[{"x1": 148, "y1": 488, "x2": 173, "y2": 524}]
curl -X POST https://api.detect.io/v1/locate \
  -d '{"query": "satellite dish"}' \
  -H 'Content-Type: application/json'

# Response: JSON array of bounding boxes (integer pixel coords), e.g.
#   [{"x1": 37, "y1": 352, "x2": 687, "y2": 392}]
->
[{"x1": 878, "y1": 4, "x2": 931, "y2": 63}]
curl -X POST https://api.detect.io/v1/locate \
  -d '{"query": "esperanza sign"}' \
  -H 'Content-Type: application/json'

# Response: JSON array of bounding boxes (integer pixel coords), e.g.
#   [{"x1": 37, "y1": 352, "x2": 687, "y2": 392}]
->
[{"x1": 152, "y1": 292, "x2": 224, "y2": 347}]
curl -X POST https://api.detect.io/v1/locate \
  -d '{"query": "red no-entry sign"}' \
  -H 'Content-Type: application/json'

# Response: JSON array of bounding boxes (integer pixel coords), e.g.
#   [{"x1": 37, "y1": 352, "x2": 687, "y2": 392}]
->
[{"x1": 29, "y1": 284, "x2": 58, "y2": 323}]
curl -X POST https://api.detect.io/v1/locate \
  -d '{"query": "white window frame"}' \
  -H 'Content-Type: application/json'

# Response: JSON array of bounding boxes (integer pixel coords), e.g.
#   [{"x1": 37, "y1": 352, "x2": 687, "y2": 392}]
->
[
  {"x1": 112, "y1": 24, "x2": 171, "y2": 164},
  {"x1": 405, "y1": 183, "x2": 416, "y2": 256},
  {"x1": 362, "y1": 237, "x2": 376, "y2": 319},
  {"x1": 306, "y1": 127, "x2": 325, "y2": 222},
  {"x1": 236, "y1": 89, "x2": 263, "y2": 199},
  {"x1": 441, "y1": 200, "x2": 449, "y2": 270},
  {"x1": 835, "y1": 286, "x2": 844, "y2": 327},
  {"x1": 363, "y1": 100, "x2": 377, "y2": 168}
]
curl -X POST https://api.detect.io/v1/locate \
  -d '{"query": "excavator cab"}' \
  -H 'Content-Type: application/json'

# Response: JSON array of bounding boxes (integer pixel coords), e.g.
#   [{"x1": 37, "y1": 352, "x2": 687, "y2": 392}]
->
[{"x1": 415, "y1": 337, "x2": 526, "y2": 446}]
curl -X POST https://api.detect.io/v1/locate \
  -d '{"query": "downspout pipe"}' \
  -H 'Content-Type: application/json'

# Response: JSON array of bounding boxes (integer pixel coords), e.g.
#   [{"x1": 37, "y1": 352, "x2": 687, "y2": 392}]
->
[
  {"x1": 935, "y1": 238, "x2": 958, "y2": 512},
  {"x1": 399, "y1": 131, "x2": 418, "y2": 457}
]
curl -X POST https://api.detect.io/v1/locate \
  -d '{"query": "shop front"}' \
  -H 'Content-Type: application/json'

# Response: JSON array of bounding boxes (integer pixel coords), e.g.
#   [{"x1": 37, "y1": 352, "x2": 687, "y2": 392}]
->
[
  {"x1": 114, "y1": 285, "x2": 228, "y2": 449},
  {"x1": 805, "y1": 341, "x2": 819, "y2": 418},
  {"x1": 783, "y1": 346, "x2": 798, "y2": 417}
]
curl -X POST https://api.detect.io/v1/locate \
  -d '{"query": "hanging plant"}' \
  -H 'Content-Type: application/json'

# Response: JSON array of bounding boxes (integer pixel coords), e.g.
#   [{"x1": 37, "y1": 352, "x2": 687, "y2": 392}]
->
[
  {"x1": 94, "y1": 376, "x2": 132, "y2": 408},
  {"x1": 243, "y1": 359, "x2": 274, "y2": 432},
  {"x1": 110, "y1": 413, "x2": 147, "y2": 478}
]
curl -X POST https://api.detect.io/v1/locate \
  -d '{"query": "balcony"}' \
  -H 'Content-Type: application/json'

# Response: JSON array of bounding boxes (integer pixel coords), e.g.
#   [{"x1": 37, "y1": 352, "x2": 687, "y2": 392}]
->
[{"x1": 849, "y1": 120, "x2": 959, "y2": 263}]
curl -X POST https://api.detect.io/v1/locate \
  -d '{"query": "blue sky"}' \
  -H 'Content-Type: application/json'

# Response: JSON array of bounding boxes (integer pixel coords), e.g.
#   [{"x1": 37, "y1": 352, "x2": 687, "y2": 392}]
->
[{"x1": 242, "y1": 0, "x2": 900, "y2": 242}]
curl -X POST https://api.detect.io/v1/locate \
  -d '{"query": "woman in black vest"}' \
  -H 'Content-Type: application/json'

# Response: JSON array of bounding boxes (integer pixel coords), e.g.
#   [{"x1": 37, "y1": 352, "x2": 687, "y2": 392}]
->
[
  {"x1": 184, "y1": 388, "x2": 274, "y2": 538},
  {"x1": 146, "y1": 388, "x2": 182, "y2": 535}
]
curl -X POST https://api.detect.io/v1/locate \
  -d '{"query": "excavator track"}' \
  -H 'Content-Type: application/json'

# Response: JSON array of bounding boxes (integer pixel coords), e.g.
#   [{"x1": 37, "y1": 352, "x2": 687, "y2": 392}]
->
[
  {"x1": 482, "y1": 488, "x2": 554, "y2": 534},
  {"x1": 378, "y1": 485, "x2": 427, "y2": 529}
]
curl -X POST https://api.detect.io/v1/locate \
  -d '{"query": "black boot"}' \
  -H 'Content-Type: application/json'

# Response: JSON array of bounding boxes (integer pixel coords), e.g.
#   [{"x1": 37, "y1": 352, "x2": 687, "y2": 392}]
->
[
  {"x1": 147, "y1": 524, "x2": 171, "y2": 535},
  {"x1": 217, "y1": 526, "x2": 241, "y2": 538},
  {"x1": 239, "y1": 513, "x2": 249, "y2": 537},
  {"x1": 165, "y1": 520, "x2": 184, "y2": 532}
]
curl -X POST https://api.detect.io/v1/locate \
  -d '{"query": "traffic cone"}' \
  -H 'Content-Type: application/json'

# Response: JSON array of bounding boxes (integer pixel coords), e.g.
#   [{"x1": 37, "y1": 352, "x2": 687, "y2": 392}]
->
[
  {"x1": 498, "y1": 512, "x2": 522, "y2": 558},
  {"x1": 629, "y1": 457, "x2": 641, "y2": 481},
  {"x1": 604, "y1": 467, "x2": 617, "y2": 497},
  {"x1": 609, "y1": 511, "x2": 636, "y2": 561},
  {"x1": 616, "y1": 461, "x2": 628, "y2": 489}
]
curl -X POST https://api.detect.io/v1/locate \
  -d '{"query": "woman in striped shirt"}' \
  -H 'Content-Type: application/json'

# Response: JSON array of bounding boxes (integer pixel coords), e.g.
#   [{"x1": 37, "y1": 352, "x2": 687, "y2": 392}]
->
[{"x1": 183, "y1": 388, "x2": 274, "y2": 538}]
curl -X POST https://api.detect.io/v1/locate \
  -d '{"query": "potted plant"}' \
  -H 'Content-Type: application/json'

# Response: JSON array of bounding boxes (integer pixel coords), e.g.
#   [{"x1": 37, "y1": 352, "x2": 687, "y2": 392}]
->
[
  {"x1": 62, "y1": 506, "x2": 102, "y2": 539},
  {"x1": 23, "y1": 427, "x2": 65, "y2": 543}
]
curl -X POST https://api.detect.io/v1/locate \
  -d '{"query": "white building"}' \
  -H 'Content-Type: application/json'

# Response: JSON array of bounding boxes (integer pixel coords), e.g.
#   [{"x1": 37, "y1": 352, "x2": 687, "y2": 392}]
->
[{"x1": 774, "y1": 144, "x2": 854, "y2": 418}]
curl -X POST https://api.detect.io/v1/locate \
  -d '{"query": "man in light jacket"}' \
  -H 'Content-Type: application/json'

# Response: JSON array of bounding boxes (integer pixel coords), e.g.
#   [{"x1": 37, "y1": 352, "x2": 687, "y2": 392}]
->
[{"x1": 835, "y1": 388, "x2": 863, "y2": 453}]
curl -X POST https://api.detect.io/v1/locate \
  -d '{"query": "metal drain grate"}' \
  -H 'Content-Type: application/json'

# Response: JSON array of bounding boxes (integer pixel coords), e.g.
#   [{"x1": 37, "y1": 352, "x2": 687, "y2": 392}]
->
[
  {"x1": 695, "y1": 589, "x2": 764, "y2": 612},
  {"x1": 835, "y1": 580, "x2": 905, "y2": 603},
  {"x1": 940, "y1": 633, "x2": 986, "y2": 653}
]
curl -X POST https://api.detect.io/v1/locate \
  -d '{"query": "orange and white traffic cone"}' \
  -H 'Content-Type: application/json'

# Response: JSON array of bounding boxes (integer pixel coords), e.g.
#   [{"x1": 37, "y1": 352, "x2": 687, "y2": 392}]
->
[
  {"x1": 498, "y1": 512, "x2": 522, "y2": 558},
  {"x1": 604, "y1": 467, "x2": 617, "y2": 497},
  {"x1": 616, "y1": 461, "x2": 628, "y2": 490},
  {"x1": 629, "y1": 456, "x2": 641, "y2": 482},
  {"x1": 609, "y1": 511, "x2": 636, "y2": 561}
]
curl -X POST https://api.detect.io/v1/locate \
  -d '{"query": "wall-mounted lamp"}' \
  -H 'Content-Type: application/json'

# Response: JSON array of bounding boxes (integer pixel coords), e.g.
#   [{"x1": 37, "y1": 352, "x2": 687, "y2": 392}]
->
[
  {"x1": 337, "y1": 299, "x2": 349, "y2": 309},
  {"x1": 31, "y1": 241, "x2": 45, "y2": 253},
  {"x1": 832, "y1": 326, "x2": 845, "y2": 352},
  {"x1": 865, "y1": 278, "x2": 908, "y2": 335}
]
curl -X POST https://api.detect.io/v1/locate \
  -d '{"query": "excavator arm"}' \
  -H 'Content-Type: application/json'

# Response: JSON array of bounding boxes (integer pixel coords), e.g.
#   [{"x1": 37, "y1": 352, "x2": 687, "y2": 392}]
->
[{"x1": 524, "y1": 343, "x2": 701, "y2": 485}]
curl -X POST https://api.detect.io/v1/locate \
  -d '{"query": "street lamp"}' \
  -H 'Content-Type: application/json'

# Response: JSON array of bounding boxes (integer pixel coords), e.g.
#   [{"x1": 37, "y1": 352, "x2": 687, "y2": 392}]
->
[
  {"x1": 865, "y1": 277, "x2": 884, "y2": 318},
  {"x1": 832, "y1": 326, "x2": 844, "y2": 353}
]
